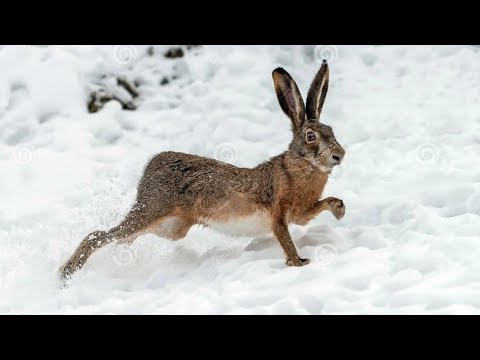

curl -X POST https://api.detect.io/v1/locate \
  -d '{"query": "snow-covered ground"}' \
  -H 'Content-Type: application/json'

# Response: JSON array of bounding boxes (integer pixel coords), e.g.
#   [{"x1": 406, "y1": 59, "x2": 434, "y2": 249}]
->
[{"x1": 1, "y1": 45, "x2": 480, "y2": 314}]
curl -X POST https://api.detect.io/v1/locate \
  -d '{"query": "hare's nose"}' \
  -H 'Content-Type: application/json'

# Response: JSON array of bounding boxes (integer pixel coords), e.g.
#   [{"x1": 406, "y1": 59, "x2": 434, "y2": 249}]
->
[{"x1": 331, "y1": 152, "x2": 344, "y2": 164}]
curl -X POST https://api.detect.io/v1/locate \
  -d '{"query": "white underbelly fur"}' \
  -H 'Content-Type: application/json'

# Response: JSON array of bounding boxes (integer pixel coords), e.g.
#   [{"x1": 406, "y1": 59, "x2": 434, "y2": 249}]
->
[{"x1": 203, "y1": 211, "x2": 272, "y2": 237}]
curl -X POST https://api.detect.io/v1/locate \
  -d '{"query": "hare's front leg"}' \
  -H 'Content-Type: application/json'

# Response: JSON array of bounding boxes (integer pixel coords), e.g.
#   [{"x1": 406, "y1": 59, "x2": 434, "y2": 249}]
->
[
  {"x1": 302, "y1": 197, "x2": 346, "y2": 222},
  {"x1": 273, "y1": 218, "x2": 310, "y2": 267}
]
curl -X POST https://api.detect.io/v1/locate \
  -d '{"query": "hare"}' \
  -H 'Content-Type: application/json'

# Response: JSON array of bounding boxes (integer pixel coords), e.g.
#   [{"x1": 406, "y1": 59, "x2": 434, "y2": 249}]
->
[{"x1": 59, "y1": 59, "x2": 345, "y2": 280}]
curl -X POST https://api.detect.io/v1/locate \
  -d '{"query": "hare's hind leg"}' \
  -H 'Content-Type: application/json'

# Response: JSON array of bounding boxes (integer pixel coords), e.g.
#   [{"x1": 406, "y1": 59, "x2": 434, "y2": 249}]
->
[
  {"x1": 59, "y1": 226, "x2": 145, "y2": 281},
  {"x1": 59, "y1": 205, "x2": 161, "y2": 280}
]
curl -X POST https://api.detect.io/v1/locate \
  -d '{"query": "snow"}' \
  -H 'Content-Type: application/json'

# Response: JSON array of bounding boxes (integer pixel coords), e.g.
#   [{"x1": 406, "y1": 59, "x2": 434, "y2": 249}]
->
[{"x1": 1, "y1": 45, "x2": 480, "y2": 314}]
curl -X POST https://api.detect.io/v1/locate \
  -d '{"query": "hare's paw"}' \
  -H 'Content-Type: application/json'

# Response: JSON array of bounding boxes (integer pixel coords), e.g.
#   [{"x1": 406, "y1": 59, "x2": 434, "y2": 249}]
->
[
  {"x1": 326, "y1": 197, "x2": 345, "y2": 220},
  {"x1": 286, "y1": 257, "x2": 311, "y2": 267},
  {"x1": 58, "y1": 264, "x2": 72, "y2": 280},
  {"x1": 58, "y1": 264, "x2": 73, "y2": 288}
]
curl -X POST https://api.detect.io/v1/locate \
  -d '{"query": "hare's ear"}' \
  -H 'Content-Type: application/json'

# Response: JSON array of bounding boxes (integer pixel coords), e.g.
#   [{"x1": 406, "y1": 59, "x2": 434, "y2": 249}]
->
[
  {"x1": 272, "y1": 68, "x2": 306, "y2": 131},
  {"x1": 306, "y1": 60, "x2": 329, "y2": 121}
]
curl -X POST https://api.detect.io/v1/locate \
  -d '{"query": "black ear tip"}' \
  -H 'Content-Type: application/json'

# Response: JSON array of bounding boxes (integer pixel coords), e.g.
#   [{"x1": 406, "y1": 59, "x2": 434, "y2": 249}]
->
[
  {"x1": 322, "y1": 59, "x2": 328, "y2": 65},
  {"x1": 273, "y1": 67, "x2": 287, "y2": 76}
]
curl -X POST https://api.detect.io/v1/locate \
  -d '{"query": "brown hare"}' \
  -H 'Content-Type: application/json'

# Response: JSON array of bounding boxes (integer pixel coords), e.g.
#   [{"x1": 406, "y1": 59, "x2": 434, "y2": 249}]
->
[{"x1": 60, "y1": 59, "x2": 346, "y2": 280}]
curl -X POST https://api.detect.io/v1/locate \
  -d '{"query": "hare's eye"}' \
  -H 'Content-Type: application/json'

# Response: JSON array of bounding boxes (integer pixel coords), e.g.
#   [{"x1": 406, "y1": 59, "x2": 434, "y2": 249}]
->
[{"x1": 306, "y1": 131, "x2": 317, "y2": 143}]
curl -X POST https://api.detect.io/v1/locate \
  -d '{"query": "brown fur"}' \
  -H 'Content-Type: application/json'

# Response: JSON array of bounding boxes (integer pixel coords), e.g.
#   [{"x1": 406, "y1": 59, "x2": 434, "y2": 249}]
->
[{"x1": 59, "y1": 60, "x2": 346, "y2": 280}]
